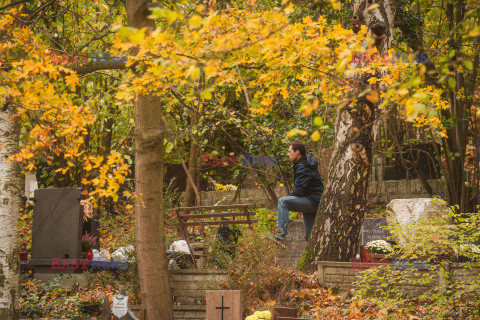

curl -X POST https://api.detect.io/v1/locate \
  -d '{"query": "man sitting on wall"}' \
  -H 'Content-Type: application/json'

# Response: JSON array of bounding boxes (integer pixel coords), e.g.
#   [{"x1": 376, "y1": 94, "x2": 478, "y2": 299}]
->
[{"x1": 276, "y1": 141, "x2": 324, "y2": 241}]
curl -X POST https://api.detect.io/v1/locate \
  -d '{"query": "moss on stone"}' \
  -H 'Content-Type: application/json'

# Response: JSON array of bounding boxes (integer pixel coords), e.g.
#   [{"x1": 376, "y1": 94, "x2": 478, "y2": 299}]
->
[{"x1": 296, "y1": 247, "x2": 315, "y2": 271}]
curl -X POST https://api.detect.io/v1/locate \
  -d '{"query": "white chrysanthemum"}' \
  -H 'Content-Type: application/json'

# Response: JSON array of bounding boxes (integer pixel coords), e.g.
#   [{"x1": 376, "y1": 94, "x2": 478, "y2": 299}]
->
[
  {"x1": 459, "y1": 243, "x2": 480, "y2": 255},
  {"x1": 366, "y1": 240, "x2": 393, "y2": 254}
]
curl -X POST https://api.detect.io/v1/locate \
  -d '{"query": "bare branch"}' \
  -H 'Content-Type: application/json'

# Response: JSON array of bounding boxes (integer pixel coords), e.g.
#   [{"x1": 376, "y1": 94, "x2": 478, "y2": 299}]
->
[{"x1": 76, "y1": 29, "x2": 112, "y2": 53}]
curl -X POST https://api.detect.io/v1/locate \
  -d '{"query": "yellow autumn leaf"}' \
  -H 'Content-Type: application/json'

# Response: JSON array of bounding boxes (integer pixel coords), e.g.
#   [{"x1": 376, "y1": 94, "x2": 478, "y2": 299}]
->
[
  {"x1": 468, "y1": 27, "x2": 480, "y2": 37},
  {"x1": 301, "y1": 106, "x2": 313, "y2": 116},
  {"x1": 284, "y1": 3, "x2": 295, "y2": 14},
  {"x1": 187, "y1": 65, "x2": 201, "y2": 80},
  {"x1": 330, "y1": 0, "x2": 341, "y2": 10},
  {"x1": 286, "y1": 129, "x2": 298, "y2": 137},
  {"x1": 298, "y1": 129, "x2": 308, "y2": 136},
  {"x1": 311, "y1": 130, "x2": 321, "y2": 142},
  {"x1": 189, "y1": 15, "x2": 203, "y2": 28},
  {"x1": 65, "y1": 74, "x2": 79, "y2": 91},
  {"x1": 129, "y1": 29, "x2": 145, "y2": 44},
  {"x1": 366, "y1": 91, "x2": 379, "y2": 104}
]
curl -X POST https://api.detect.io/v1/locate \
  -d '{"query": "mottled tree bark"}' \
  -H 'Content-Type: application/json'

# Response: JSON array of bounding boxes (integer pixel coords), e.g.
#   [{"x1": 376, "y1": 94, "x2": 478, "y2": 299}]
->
[
  {"x1": 126, "y1": 1, "x2": 174, "y2": 319},
  {"x1": 0, "y1": 106, "x2": 20, "y2": 319},
  {"x1": 300, "y1": 0, "x2": 398, "y2": 268}
]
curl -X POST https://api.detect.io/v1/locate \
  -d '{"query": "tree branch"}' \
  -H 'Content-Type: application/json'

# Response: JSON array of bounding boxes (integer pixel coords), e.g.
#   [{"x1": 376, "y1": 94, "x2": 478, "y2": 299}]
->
[
  {"x1": 70, "y1": 61, "x2": 131, "y2": 74},
  {"x1": 0, "y1": 0, "x2": 28, "y2": 11}
]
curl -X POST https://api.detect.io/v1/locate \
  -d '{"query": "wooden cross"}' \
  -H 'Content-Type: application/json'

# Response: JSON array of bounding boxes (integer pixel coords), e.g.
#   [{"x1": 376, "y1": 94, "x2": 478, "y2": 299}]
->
[{"x1": 215, "y1": 296, "x2": 230, "y2": 320}]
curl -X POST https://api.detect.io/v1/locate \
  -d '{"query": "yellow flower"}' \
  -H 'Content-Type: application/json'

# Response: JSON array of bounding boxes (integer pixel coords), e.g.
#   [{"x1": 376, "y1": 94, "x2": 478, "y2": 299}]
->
[{"x1": 253, "y1": 311, "x2": 272, "y2": 319}]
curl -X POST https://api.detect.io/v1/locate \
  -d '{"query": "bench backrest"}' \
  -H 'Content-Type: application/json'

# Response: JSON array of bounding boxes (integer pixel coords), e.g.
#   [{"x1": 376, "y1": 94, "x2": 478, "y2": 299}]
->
[{"x1": 175, "y1": 204, "x2": 255, "y2": 268}]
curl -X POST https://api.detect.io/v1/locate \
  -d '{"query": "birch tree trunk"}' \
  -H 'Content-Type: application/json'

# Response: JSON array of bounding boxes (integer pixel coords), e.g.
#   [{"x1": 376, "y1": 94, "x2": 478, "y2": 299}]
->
[
  {"x1": 126, "y1": 1, "x2": 174, "y2": 319},
  {"x1": 300, "y1": 0, "x2": 398, "y2": 268},
  {"x1": 0, "y1": 107, "x2": 20, "y2": 319}
]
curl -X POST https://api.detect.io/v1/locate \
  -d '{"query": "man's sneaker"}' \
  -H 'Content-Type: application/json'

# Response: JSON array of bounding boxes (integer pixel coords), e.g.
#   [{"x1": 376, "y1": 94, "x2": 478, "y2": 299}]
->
[{"x1": 275, "y1": 235, "x2": 287, "y2": 242}]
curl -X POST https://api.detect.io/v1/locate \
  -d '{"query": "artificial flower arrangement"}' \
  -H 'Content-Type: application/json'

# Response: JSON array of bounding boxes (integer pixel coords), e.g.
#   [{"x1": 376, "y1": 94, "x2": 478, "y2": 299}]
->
[{"x1": 81, "y1": 233, "x2": 97, "y2": 252}]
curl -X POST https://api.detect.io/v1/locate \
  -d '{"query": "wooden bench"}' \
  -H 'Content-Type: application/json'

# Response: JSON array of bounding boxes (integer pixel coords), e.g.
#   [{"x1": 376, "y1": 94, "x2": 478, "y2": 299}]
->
[{"x1": 175, "y1": 204, "x2": 256, "y2": 268}]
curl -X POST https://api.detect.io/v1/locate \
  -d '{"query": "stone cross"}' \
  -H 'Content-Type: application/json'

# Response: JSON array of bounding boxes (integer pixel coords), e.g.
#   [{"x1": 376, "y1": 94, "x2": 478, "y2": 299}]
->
[{"x1": 206, "y1": 290, "x2": 242, "y2": 320}]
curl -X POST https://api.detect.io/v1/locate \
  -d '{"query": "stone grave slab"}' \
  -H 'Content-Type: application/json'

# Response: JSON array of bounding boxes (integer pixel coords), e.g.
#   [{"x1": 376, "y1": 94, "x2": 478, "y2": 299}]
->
[
  {"x1": 206, "y1": 290, "x2": 242, "y2": 320},
  {"x1": 30, "y1": 188, "x2": 83, "y2": 273},
  {"x1": 361, "y1": 218, "x2": 392, "y2": 245},
  {"x1": 385, "y1": 198, "x2": 449, "y2": 244}
]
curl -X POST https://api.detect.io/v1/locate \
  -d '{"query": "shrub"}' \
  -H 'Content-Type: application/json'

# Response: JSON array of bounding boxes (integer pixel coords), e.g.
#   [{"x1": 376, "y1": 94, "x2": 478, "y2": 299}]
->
[{"x1": 355, "y1": 211, "x2": 480, "y2": 319}]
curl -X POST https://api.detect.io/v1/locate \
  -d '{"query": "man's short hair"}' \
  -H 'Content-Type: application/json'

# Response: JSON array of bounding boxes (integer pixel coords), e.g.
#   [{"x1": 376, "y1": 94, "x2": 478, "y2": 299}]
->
[{"x1": 289, "y1": 141, "x2": 306, "y2": 156}]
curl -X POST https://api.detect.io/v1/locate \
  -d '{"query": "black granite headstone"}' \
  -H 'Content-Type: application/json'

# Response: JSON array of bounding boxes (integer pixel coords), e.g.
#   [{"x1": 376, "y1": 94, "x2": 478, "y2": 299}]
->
[
  {"x1": 30, "y1": 188, "x2": 83, "y2": 273},
  {"x1": 361, "y1": 218, "x2": 393, "y2": 245}
]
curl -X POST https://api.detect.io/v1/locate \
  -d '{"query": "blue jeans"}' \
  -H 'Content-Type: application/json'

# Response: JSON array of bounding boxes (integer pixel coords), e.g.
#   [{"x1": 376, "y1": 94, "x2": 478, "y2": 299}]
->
[{"x1": 277, "y1": 196, "x2": 318, "y2": 241}]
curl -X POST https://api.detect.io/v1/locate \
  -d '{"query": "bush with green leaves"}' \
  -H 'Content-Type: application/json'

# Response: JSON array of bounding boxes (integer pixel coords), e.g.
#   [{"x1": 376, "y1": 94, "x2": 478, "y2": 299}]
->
[{"x1": 355, "y1": 211, "x2": 480, "y2": 319}]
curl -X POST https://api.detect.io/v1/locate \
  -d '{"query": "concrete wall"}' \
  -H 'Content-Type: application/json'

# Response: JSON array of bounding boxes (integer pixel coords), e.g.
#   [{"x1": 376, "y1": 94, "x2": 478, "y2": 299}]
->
[
  {"x1": 278, "y1": 220, "x2": 306, "y2": 269},
  {"x1": 317, "y1": 261, "x2": 478, "y2": 293},
  {"x1": 201, "y1": 179, "x2": 447, "y2": 208},
  {"x1": 170, "y1": 269, "x2": 228, "y2": 320}
]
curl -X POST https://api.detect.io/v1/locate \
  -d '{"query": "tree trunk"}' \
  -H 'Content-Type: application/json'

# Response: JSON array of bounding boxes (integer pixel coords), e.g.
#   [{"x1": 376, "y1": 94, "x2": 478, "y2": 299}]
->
[
  {"x1": 0, "y1": 107, "x2": 20, "y2": 319},
  {"x1": 134, "y1": 95, "x2": 173, "y2": 319},
  {"x1": 299, "y1": 0, "x2": 397, "y2": 269},
  {"x1": 126, "y1": 1, "x2": 174, "y2": 319},
  {"x1": 182, "y1": 113, "x2": 200, "y2": 207}
]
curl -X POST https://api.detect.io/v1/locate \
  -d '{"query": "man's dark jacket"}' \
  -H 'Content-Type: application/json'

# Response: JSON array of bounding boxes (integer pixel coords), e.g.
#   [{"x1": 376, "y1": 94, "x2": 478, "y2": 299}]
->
[{"x1": 289, "y1": 154, "x2": 324, "y2": 208}]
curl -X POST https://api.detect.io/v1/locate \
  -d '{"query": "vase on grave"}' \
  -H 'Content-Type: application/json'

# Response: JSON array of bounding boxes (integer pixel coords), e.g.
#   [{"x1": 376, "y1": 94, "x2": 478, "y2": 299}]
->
[{"x1": 20, "y1": 250, "x2": 28, "y2": 261}]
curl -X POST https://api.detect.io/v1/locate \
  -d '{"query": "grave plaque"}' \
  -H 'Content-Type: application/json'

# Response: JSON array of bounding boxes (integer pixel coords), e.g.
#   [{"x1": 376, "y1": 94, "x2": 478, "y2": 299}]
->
[
  {"x1": 112, "y1": 294, "x2": 128, "y2": 318},
  {"x1": 30, "y1": 188, "x2": 83, "y2": 273},
  {"x1": 206, "y1": 290, "x2": 242, "y2": 320},
  {"x1": 361, "y1": 218, "x2": 392, "y2": 245}
]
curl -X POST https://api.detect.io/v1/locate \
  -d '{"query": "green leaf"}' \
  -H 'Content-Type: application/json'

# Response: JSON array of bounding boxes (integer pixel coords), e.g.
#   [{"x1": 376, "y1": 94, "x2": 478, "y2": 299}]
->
[
  {"x1": 407, "y1": 76, "x2": 421, "y2": 88},
  {"x1": 313, "y1": 117, "x2": 324, "y2": 126},
  {"x1": 448, "y1": 77, "x2": 456, "y2": 89},
  {"x1": 165, "y1": 142, "x2": 174, "y2": 153},
  {"x1": 464, "y1": 60, "x2": 474, "y2": 72}
]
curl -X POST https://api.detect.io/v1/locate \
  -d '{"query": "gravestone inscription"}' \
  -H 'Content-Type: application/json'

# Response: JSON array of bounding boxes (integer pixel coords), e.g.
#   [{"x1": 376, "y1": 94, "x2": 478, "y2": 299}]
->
[{"x1": 361, "y1": 218, "x2": 392, "y2": 245}]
